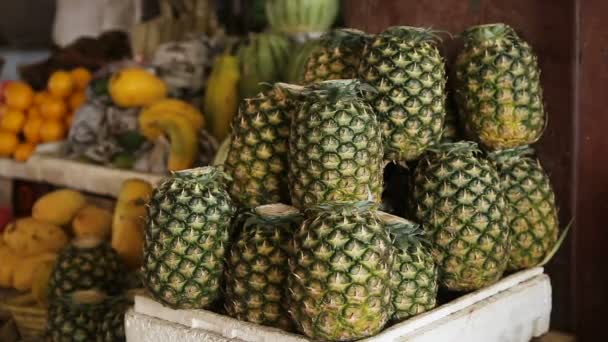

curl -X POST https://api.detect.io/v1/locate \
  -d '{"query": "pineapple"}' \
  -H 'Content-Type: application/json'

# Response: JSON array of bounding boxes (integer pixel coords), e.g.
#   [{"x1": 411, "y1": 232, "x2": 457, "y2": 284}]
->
[
  {"x1": 285, "y1": 80, "x2": 384, "y2": 209},
  {"x1": 304, "y1": 29, "x2": 370, "y2": 84},
  {"x1": 142, "y1": 166, "x2": 236, "y2": 309},
  {"x1": 288, "y1": 201, "x2": 392, "y2": 341},
  {"x1": 48, "y1": 237, "x2": 126, "y2": 300},
  {"x1": 377, "y1": 212, "x2": 438, "y2": 322},
  {"x1": 224, "y1": 86, "x2": 295, "y2": 208},
  {"x1": 99, "y1": 296, "x2": 131, "y2": 342},
  {"x1": 225, "y1": 204, "x2": 301, "y2": 331},
  {"x1": 455, "y1": 23, "x2": 545, "y2": 150},
  {"x1": 442, "y1": 93, "x2": 462, "y2": 142},
  {"x1": 47, "y1": 290, "x2": 109, "y2": 342},
  {"x1": 358, "y1": 26, "x2": 447, "y2": 162},
  {"x1": 411, "y1": 142, "x2": 510, "y2": 291},
  {"x1": 488, "y1": 146, "x2": 559, "y2": 270}
]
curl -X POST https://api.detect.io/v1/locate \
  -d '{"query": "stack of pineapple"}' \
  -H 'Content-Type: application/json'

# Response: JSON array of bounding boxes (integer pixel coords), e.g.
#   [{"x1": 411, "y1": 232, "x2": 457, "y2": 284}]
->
[
  {"x1": 140, "y1": 22, "x2": 563, "y2": 341},
  {"x1": 0, "y1": 180, "x2": 154, "y2": 341}
]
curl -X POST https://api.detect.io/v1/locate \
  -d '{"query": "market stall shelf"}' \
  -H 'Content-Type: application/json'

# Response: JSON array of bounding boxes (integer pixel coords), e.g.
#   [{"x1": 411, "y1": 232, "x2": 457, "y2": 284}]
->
[
  {"x1": 126, "y1": 268, "x2": 551, "y2": 342},
  {"x1": 0, "y1": 155, "x2": 163, "y2": 200}
]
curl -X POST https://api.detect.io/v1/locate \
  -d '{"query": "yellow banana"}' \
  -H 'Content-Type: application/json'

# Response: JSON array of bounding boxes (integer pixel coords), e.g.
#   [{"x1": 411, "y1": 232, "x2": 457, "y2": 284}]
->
[
  {"x1": 139, "y1": 110, "x2": 199, "y2": 171},
  {"x1": 204, "y1": 54, "x2": 240, "y2": 141},
  {"x1": 139, "y1": 99, "x2": 205, "y2": 140}
]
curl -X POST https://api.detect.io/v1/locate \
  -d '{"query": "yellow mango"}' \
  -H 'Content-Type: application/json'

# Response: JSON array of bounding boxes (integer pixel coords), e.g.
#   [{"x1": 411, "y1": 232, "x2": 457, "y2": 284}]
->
[
  {"x1": 3, "y1": 218, "x2": 68, "y2": 256},
  {"x1": 0, "y1": 242, "x2": 19, "y2": 287},
  {"x1": 31, "y1": 258, "x2": 56, "y2": 307},
  {"x1": 32, "y1": 189, "x2": 87, "y2": 226},
  {"x1": 12, "y1": 253, "x2": 57, "y2": 291},
  {"x1": 109, "y1": 68, "x2": 167, "y2": 107},
  {"x1": 72, "y1": 205, "x2": 113, "y2": 240},
  {"x1": 112, "y1": 179, "x2": 153, "y2": 270}
]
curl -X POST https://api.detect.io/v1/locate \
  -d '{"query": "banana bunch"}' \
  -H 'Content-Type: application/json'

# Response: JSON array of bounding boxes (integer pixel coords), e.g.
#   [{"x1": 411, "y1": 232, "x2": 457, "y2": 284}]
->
[
  {"x1": 204, "y1": 53, "x2": 240, "y2": 142},
  {"x1": 138, "y1": 99, "x2": 204, "y2": 171}
]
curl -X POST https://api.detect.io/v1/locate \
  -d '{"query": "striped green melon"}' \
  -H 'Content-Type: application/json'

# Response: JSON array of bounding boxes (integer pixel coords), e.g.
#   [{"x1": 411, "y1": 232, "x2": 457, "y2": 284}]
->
[{"x1": 265, "y1": 0, "x2": 340, "y2": 35}]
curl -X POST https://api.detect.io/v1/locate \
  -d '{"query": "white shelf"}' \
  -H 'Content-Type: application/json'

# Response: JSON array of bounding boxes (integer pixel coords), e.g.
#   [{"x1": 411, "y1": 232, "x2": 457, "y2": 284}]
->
[
  {"x1": 0, "y1": 155, "x2": 164, "y2": 198},
  {"x1": 127, "y1": 268, "x2": 551, "y2": 342}
]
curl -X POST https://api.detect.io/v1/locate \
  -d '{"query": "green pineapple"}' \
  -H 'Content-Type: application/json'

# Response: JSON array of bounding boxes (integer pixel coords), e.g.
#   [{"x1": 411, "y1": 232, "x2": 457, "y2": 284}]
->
[
  {"x1": 285, "y1": 80, "x2": 384, "y2": 209},
  {"x1": 48, "y1": 237, "x2": 126, "y2": 300},
  {"x1": 224, "y1": 86, "x2": 295, "y2": 208},
  {"x1": 442, "y1": 93, "x2": 462, "y2": 141},
  {"x1": 288, "y1": 201, "x2": 392, "y2": 341},
  {"x1": 358, "y1": 26, "x2": 447, "y2": 162},
  {"x1": 455, "y1": 24, "x2": 545, "y2": 150},
  {"x1": 304, "y1": 29, "x2": 370, "y2": 84},
  {"x1": 47, "y1": 290, "x2": 108, "y2": 342},
  {"x1": 488, "y1": 146, "x2": 559, "y2": 270},
  {"x1": 98, "y1": 295, "x2": 131, "y2": 342},
  {"x1": 411, "y1": 142, "x2": 510, "y2": 291},
  {"x1": 142, "y1": 166, "x2": 237, "y2": 309},
  {"x1": 377, "y1": 212, "x2": 438, "y2": 322},
  {"x1": 225, "y1": 204, "x2": 301, "y2": 331}
]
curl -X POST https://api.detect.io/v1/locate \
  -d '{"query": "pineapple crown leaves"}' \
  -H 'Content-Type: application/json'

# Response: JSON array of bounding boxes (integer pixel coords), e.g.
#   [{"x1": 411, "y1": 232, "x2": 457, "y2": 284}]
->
[
  {"x1": 376, "y1": 211, "x2": 432, "y2": 250},
  {"x1": 538, "y1": 218, "x2": 573, "y2": 267},
  {"x1": 307, "y1": 200, "x2": 378, "y2": 216},
  {"x1": 319, "y1": 28, "x2": 372, "y2": 49},
  {"x1": 426, "y1": 140, "x2": 481, "y2": 157},
  {"x1": 460, "y1": 23, "x2": 519, "y2": 43},
  {"x1": 486, "y1": 145, "x2": 537, "y2": 165},
  {"x1": 171, "y1": 166, "x2": 232, "y2": 186},
  {"x1": 277, "y1": 79, "x2": 376, "y2": 102},
  {"x1": 382, "y1": 26, "x2": 446, "y2": 45},
  {"x1": 242, "y1": 203, "x2": 303, "y2": 231}
]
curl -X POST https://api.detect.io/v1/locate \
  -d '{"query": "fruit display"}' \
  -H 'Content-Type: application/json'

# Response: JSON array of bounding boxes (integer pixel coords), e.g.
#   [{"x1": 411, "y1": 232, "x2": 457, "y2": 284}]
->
[
  {"x1": 0, "y1": 68, "x2": 90, "y2": 161},
  {"x1": 286, "y1": 80, "x2": 384, "y2": 209},
  {"x1": 288, "y1": 201, "x2": 393, "y2": 340},
  {"x1": 359, "y1": 26, "x2": 446, "y2": 162},
  {"x1": 411, "y1": 142, "x2": 510, "y2": 291},
  {"x1": 237, "y1": 33, "x2": 291, "y2": 98},
  {"x1": 31, "y1": 189, "x2": 87, "y2": 226},
  {"x1": 377, "y1": 212, "x2": 438, "y2": 322},
  {"x1": 454, "y1": 24, "x2": 545, "y2": 150},
  {"x1": 303, "y1": 29, "x2": 370, "y2": 83},
  {"x1": 204, "y1": 52, "x2": 240, "y2": 141},
  {"x1": 488, "y1": 146, "x2": 560, "y2": 270},
  {"x1": 108, "y1": 67, "x2": 168, "y2": 108},
  {"x1": 265, "y1": 0, "x2": 340, "y2": 35},
  {"x1": 142, "y1": 167, "x2": 237, "y2": 309},
  {"x1": 224, "y1": 85, "x2": 295, "y2": 208},
  {"x1": 47, "y1": 290, "x2": 110, "y2": 342},
  {"x1": 225, "y1": 204, "x2": 301, "y2": 330}
]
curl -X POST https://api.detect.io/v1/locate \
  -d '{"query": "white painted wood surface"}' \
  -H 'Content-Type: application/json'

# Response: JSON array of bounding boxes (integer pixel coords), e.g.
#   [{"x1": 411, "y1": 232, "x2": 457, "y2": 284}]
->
[
  {"x1": 0, "y1": 155, "x2": 163, "y2": 198},
  {"x1": 126, "y1": 268, "x2": 551, "y2": 342}
]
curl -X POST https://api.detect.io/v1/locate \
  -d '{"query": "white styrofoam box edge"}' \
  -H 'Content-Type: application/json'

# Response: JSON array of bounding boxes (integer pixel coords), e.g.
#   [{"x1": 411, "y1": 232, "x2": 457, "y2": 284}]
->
[
  {"x1": 371, "y1": 273, "x2": 551, "y2": 341},
  {"x1": 133, "y1": 267, "x2": 544, "y2": 342}
]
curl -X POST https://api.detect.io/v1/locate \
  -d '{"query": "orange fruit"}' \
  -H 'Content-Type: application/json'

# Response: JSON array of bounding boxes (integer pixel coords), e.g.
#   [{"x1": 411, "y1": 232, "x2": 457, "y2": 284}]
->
[
  {"x1": 27, "y1": 106, "x2": 41, "y2": 118},
  {"x1": 48, "y1": 71, "x2": 74, "y2": 98},
  {"x1": 33, "y1": 91, "x2": 51, "y2": 105},
  {"x1": 13, "y1": 142, "x2": 36, "y2": 162},
  {"x1": 40, "y1": 119, "x2": 66, "y2": 142},
  {"x1": 71, "y1": 67, "x2": 92, "y2": 90},
  {"x1": 4, "y1": 82, "x2": 34, "y2": 110},
  {"x1": 0, "y1": 109, "x2": 26, "y2": 133},
  {"x1": 23, "y1": 116, "x2": 43, "y2": 144},
  {"x1": 40, "y1": 97, "x2": 67, "y2": 120},
  {"x1": 69, "y1": 91, "x2": 86, "y2": 111},
  {"x1": 0, "y1": 131, "x2": 19, "y2": 156}
]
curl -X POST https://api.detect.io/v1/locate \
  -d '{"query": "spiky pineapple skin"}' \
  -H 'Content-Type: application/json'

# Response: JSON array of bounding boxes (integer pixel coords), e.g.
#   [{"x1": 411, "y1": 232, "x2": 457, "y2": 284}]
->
[
  {"x1": 304, "y1": 29, "x2": 369, "y2": 83},
  {"x1": 225, "y1": 88, "x2": 294, "y2": 208},
  {"x1": 359, "y1": 27, "x2": 446, "y2": 161},
  {"x1": 455, "y1": 24, "x2": 545, "y2": 150},
  {"x1": 288, "y1": 81, "x2": 384, "y2": 209},
  {"x1": 98, "y1": 298, "x2": 130, "y2": 342},
  {"x1": 412, "y1": 142, "x2": 510, "y2": 291},
  {"x1": 48, "y1": 296, "x2": 107, "y2": 342},
  {"x1": 288, "y1": 202, "x2": 392, "y2": 341},
  {"x1": 489, "y1": 149, "x2": 559, "y2": 270},
  {"x1": 48, "y1": 241, "x2": 126, "y2": 300},
  {"x1": 224, "y1": 205, "x2": 300, "y2": 331},
  {"x1": 143, "y1": 167, "x2": 236, "y2": 309}
]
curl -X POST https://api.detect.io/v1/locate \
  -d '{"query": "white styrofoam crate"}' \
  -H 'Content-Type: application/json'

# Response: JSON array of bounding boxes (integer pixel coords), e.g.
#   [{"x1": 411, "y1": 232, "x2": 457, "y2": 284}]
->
[{"x1": 126, "y1": 267, "x2": 551, "y2": 342}]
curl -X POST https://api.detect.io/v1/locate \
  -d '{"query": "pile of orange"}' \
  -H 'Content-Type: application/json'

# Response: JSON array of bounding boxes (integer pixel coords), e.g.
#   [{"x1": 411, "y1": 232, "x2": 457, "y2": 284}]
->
[{"x1": 0, "y1": 68, "x2": 92, "y2": 162}]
